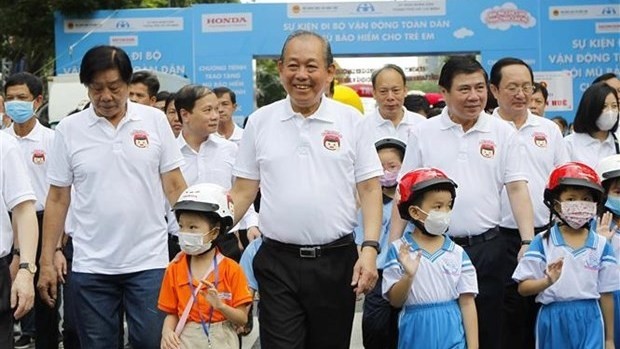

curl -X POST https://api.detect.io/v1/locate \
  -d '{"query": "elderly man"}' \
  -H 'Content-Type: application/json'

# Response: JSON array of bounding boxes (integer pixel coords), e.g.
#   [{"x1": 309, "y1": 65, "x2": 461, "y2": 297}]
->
[{"x1": 231, "y1": 30, "x2": 383, "y2": 349}]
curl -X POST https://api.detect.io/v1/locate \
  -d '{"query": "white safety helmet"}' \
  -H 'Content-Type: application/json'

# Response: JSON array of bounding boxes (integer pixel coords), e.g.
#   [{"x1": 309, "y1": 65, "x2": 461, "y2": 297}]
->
[
  {"x1": 173, "y1": 183, "x2": 234, "y2": 230},
  {"x1": 596, "y1": 154, "x2": 620, "y2": 185}
]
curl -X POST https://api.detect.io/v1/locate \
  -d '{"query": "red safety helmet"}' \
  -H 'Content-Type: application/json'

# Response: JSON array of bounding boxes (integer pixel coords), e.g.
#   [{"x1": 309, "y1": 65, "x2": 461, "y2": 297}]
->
[
  {"x1": 543, "y1": 162, "x2": 604, "y2": 206},
  {"x1": 397, "y1": 168, "x2": 457, "y2": 220}
]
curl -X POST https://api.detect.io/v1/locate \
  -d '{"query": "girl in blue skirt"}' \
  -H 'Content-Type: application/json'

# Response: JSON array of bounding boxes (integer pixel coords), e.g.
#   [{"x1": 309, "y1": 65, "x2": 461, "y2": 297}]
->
[
  {"x1": 513, "y1": 162, "x2": 618, "y2": 349},
  {"x1": 383, "y1": 168, "x2": 478, "y2": 349}
]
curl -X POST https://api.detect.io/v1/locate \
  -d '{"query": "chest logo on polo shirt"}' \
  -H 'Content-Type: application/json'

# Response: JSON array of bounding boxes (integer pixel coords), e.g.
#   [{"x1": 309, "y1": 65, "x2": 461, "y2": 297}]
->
[
  {"x1": 322, "y1": 130, "x2": 342, "y2": 151},
  {"x1": 32, "y1": 149, "x2": 46, "y2": 165},
  {"x1": 132, "y1": 130, "x2": 150, "y2": 148},
  {"x1": 583, "y1": 250, "x2": 602, "y2": 271},
  {"x1": 533, "y1": 132, "x2": 548, "y2": 148},
  {"x1": 479, "y1": 140, "x2": 496, "y2": 159}
]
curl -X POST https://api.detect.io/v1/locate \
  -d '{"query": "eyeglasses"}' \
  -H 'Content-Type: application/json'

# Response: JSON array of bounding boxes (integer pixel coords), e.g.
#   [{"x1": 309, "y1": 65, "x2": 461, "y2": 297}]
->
[{"x1": 504, "y1": 84, "x2": 533, "y2": 95}]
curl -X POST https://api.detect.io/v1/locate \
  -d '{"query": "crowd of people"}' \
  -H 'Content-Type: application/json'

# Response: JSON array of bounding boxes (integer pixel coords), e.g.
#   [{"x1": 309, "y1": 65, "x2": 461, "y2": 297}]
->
[{"x1": 0, "y1": 29, "x2": 619, "y2": 349}]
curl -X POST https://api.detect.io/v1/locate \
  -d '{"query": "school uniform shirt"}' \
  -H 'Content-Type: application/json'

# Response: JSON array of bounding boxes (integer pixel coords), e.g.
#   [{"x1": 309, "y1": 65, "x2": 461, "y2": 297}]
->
[
  {"x1": 401, "y1": 107, "x2": 526, "y2": 237},
  {"x1": 512, "y1": 225, "x2": 619, "y2": 304},
  {"x1": 382, "y1": 233, "x2": 478, "y2": 305},
  {"x1": 217, "y1": 123, "x2": 244, "y2": 146},
  {"x1": 492, "y1": 109, "x2": 569, "y2": 228},
  {"x1": 47, "y1": 101, "x2": 184, "y2": 274},
  {"x1": 565, "y1": 132, "x2": 618, "y2": 169},
  {"x1": 233, "y1": 96, "x2": 383, "y2": 245},
  {"x1": 158, "y1": 251, "x2": 253, "y2": 323},
  {"x1": 363, "y1": 106, "x2": 426, "y2": 143},
  {"x1": 0, "y1": 133, "x2": 36, "y2": 258},
  {"x1": 239, "y1": 238, "x2": 262, "y2": 291},
  {"x1": 6, "y1": 120, "x2": 55, "y2": 211},
  {"x1": 173, "y1": 133, "x2": 258, "y2": 233}
]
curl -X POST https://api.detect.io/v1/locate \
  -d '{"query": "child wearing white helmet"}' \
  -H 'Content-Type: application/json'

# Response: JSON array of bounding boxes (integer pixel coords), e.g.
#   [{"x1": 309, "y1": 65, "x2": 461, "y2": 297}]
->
[
  {"x1": 158, "y1": 183, "x2": 252, "y2": 349},
  {"x1": 596, "y1": 155, "x2": 620, "y2": 349}
]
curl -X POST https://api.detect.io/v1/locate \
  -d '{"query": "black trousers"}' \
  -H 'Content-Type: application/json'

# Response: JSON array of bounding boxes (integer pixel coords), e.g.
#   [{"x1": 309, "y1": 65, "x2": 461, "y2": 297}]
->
[
  {"x1": 62, "y1": 238, "x2": 81, "y2": 349},
  {"x1": 0, "y1": 255, "x2": 13, "y2": 349},
  {"x1": 362, "y1": 270, "x2": 399, "y2": 349},
  {"x1": 499, "y1": 227, "x2": 540, "y2": 349},
  {"x1": 459, "y1": 231, "x2": 505, "y2": 349},
  {"x1": 254, "y1": 236, "x2": 358, "y2": 349}
]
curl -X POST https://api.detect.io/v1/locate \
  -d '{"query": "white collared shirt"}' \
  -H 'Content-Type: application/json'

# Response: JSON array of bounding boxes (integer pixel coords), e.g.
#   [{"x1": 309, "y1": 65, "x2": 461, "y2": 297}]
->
[
  {"x1": 0, "y1": 133, "x2": 36, "y2": 258},
  {"x1": 233, "y1": 96, "x2": 382, "y2": 244},
  {"x1": 177, "y1": 133, "x2": 237, "y2": 188},
  {"x1": 513, "y1": 225, "x2": 619, "y2": 304},
  {"x1": 401, "y1": 107, "x2": 526, "y2": 237},
  {"x1": 363, "y1": 106, "x2": 426, "y2": 143},
  {"x1": 47, "y1": 101, "x2": 184, "y2": 274},
  {"x1": 382, "y1": 234, "x2": 478, "y2": 305},
  {"x1": 6, "y1": 120, "x2": 55, "y2": 211},
  {"x1": 217, "y1": 123, "x2": 244, "y2": 146},
  {"x1": 493, "y1": 110, "x2": 569, "y2": 228},
  {"x1": 565, "y1": 132, "x2": 618, "y2": 169}
]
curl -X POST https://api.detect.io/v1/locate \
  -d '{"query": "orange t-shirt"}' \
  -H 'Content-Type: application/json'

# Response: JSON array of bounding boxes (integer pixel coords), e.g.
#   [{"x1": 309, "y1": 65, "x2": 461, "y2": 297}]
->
[{"x1": 158, "y1": 251, "x2": 253, "y2": 323}]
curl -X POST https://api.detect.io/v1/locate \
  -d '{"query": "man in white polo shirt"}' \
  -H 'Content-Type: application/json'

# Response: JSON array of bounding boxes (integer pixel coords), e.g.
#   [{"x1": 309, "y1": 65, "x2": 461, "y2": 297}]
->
[
  {"x1": 4, "y1": 72, "x2": 59, "y2": 349},
  {"x1": 214, "y1": 86, "x2": 244, "y2": 145},
  {"x1": 489, "y1": 57, "x2": 569, "y2": 349},
  {"x1": 36, "y1": 45, "x2": 187, "y2": 349},
  {"x1": 231, "y1": 30, "x2": 383, "y2": 349},
  {"x1": 390, "y1": 56, "x2": 535, "y2": 349},
  {"x1": 0, "y1": 132, "x2": 38, "y2": 349},
  {"x1": 363, "y1": 64, "x2": 426, "y2": 143}
]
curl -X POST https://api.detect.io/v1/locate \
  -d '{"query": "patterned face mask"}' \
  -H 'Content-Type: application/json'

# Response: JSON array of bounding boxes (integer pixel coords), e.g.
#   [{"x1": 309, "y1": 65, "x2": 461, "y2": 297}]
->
[{"x1": 557, "y1": 201, "x2": 597, "y2": 229}]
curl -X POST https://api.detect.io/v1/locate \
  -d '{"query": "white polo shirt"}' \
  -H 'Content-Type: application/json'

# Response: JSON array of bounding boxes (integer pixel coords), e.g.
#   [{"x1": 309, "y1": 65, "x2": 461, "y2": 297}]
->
[
  {"x1": 47, "y1": 101, "x2": 184, "y2": 274},
  {"x1": 217, "y1": 123, "x2": 244, "y2": 145},
  {"x1": 6, "y1": 120, "x2": 55, "y2": 211},
  {"x1": 492, "y1": 110, "x2": 569, "y2": 228},
  {"x1": 401, "y1": 108, "x2": 526, "y2": 237},
  {"x1": 363, "y1": 106, "x2": 426, "y2": 143},
  {"x1": 513, "y1": 225, "x2": 619, "y2": 304},
  {"x1": 233, "y1": 96, "x2": 383, "y2": 245},
  {"x1": 0, "y1": 133, "x2": 36, "y2": 258},
  {"x1": 382, "y1": 234, "x2": 478, "y2": 305},
  {"x1": 565, "y1": 132, "x2": 618, "y2": 169},
  {"x1": 177, "y1": 133, "x2": 237, "y2": 188},
  {"x1": 169, "y1": 133, "x2": 258, "y2": 234}
]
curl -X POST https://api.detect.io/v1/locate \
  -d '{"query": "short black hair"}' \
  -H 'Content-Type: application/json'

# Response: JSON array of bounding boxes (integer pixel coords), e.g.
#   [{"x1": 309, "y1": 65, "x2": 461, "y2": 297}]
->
[
  {"x1": 80, "y1": 46, "x2": 132, "y2": 85},
  {"x1": 438, "y1": 56, "x2": 488, "y2": 91},
  {"x1": 280, "y1": 30, "x2": 333, "y2": 67},
  {"x1": 532, "y1": 82, "x2": 548, "y2": 102},
  {"x1": 489, "y1": 57, "x2": 534, "y2": 87},
  {"x1": 592, "y1": 73, "x2": 618, "y2": 85},
  {"x1": 371, "y1": 64, "x2": 406, "y2": 88},
  {"x1": 164, "y1": 93, "x2": 176, "y2": 112},
  {"x1": 175, "y1": 85, "x2": 213, "y2": 123},
  {"x1": 156, "y1": 91, "x2": 170, "y2": 103},
  {"x1": 4, "y1": 72, "x2": 43, "y2": 97},
  {"x1": 403, "y1": 94, "x2": 429, "y2": 115},
  {"x1": 130, "y1": 71, "x2": 160, "y2": 97},
  {"x1": 551, "y1": 116, "x2": 568, "y2": 130},
  {"x1": 213, "y1": 86, "x2": 237, "y2": 104},
  {"x1": 573, "y1": 82, "x2": 619, "y2": 134}
]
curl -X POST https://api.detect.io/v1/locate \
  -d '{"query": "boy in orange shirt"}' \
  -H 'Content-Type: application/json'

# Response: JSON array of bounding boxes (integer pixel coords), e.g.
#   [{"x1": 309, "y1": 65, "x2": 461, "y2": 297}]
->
[{"x1": 158, "y1": 183, "x2": 252, "y2": 349}]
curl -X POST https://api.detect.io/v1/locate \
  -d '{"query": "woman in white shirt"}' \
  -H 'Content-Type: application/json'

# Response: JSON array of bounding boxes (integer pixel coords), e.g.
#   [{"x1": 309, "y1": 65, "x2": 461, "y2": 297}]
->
[{"x1": 565, "y1": 82, "x2": 620, "y2": 168}]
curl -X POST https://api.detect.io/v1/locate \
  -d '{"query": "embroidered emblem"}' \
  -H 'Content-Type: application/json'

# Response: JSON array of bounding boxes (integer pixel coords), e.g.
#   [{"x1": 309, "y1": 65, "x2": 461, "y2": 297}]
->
[
  {"x1": 533, "y1": 132, "x2": 548, "y2": 148},
  {"x1": 479, "y1": 140, "x2": 496, "y2": 158},
  {"x1": 132, "y1": 130, "x2": 150, "y2": 148},
  {"x1": 32, "y1": 149, "x2": 46, "y2": 165},
  {"x1": 322, "y1": 130, "x2": 342, "y2": 151}
]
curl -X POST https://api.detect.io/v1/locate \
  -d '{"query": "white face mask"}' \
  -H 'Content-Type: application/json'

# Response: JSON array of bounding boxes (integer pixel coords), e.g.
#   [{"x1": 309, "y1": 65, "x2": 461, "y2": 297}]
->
[
  {"x1": 419, "y1": 209, "x2": 451, "y2": 235},
  {"x1": 595, "y1": 109, "x2": 618, "y2": 131},
  {"x1": 178, "y1": 232, "x2": 212, "y2": 255}
]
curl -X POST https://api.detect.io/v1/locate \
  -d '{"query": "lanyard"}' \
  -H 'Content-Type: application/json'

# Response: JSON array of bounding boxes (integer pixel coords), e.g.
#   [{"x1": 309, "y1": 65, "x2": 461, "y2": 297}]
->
[{"x1": 174, "y1": 252, "x2": 221, "y2": 341}]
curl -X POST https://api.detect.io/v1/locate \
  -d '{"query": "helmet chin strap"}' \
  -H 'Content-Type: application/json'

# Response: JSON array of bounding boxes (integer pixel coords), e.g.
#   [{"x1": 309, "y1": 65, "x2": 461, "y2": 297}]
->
[{"x1": 411, "y1": 218, "x2": 435, "y2": 237}]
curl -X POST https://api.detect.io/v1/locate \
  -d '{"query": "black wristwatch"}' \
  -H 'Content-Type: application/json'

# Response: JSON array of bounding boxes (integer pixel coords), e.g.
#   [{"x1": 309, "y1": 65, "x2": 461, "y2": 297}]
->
[{"x1": 361, "y1": 240, "x2": 381, "y2": 254}]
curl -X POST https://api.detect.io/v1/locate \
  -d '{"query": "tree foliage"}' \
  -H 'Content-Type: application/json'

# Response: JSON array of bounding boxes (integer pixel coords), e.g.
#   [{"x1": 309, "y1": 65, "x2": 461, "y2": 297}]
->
[{"x1": 255, "y1": 59, "x2": 286, "y2": 108}]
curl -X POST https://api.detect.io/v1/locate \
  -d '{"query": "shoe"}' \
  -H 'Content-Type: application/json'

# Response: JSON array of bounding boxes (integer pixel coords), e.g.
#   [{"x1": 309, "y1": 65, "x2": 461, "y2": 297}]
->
[{"x1": 14, "y1": 335, "x2": 33, "y2": 349}]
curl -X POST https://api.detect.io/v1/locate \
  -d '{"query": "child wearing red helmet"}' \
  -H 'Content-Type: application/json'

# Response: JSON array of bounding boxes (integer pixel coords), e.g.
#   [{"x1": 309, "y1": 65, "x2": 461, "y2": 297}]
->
[
  {"x1": 512, "y1": 162, "x2": 619, "y2": 349},
  {"x1": 382, "y1": 168, "x2": 479, "y2": 349}
]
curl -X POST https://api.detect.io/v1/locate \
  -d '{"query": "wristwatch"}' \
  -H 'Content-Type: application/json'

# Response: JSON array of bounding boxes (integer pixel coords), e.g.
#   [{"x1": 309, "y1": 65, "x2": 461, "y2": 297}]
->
[
  {"x1": 18, "y1": 263, "x2": 37, "y2": 275},
  {"x1": 361, "y1": 240, "x2": 381, "y2": 254}
]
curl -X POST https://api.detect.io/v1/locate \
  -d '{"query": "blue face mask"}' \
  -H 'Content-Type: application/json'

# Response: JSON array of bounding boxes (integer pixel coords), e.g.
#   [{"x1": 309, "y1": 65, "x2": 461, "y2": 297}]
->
[
  {"x1": 5, "y1": 100, "x2": 34, "y2": 123},
  {"x1": 605, "y1": 196, "x2": 620, "y2": 216}
]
